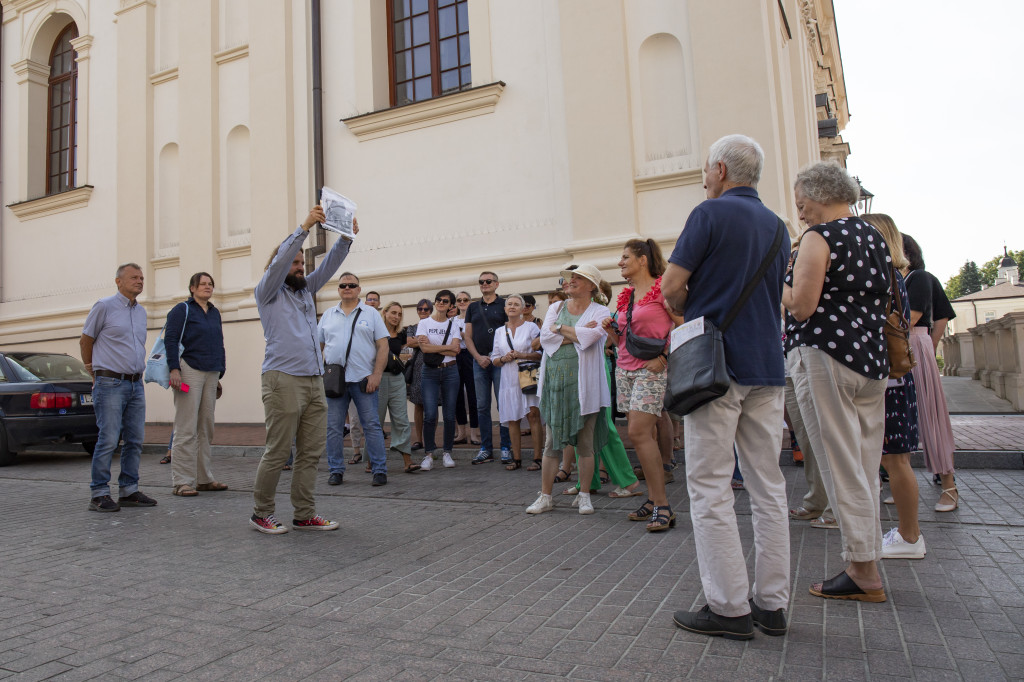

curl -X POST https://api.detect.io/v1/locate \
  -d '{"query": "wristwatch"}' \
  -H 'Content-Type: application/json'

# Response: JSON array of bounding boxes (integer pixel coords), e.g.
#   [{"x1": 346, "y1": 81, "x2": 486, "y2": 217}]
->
[{"x1": 554, "y1": 324, "x2": 562, "y2": 333}]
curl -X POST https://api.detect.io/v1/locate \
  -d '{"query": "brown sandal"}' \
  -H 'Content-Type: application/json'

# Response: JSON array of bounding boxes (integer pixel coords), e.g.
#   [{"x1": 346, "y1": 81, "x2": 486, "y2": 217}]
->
[
  {"x1": 173, "y1": 484, "x2": 198, "y2": 497},
  {"x1": 195, "y1": 482, "x2": 228, "y2": 491}
]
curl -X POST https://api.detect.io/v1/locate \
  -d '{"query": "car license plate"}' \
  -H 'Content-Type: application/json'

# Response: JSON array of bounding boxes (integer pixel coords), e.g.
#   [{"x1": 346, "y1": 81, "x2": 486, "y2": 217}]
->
[{"x1": 80, "y1": 393, "x2": 93, "y2": 406}]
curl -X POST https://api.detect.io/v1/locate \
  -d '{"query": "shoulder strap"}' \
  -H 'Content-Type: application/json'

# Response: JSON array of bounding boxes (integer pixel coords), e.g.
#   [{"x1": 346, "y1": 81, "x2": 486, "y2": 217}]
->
[
  {"x1": 178, "y1": 301, "x2": 190, "y2": 345},
  {"x1": 720, "y1": 217, "x2": 786, "y2": 333},
  {"x1": 441, "y1": 319, "x2": 453, "y2": 344},
  {"x1": 505, "y1": 323, "x2": 515, "y2": 351},
  {"x1": 343, "y1": 308, "x2": 363, "y2": 364},
  {"x1": 626, "y1": 290, "x2": 636, "y2": 333}
]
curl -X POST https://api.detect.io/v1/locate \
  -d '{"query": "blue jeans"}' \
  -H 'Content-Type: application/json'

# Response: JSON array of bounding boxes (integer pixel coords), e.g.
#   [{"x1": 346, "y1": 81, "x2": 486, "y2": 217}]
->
[
  {"x1": 90, "y1": 376, "x2": 146, "y2": 497},
  {"x1": 326, "y1": 383, "x2": 386, "y2": 475},
  {"x1": 421, "y1": 364, "x2": 459, "y2": 454},
  {"x1": 473, "y1": 362, "x2": 510, "y2": 453}
]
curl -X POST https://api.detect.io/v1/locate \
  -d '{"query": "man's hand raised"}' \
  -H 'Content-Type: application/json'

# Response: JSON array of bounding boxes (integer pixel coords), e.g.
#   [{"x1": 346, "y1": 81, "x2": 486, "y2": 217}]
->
[{"x1": 301, "y1": 206, "x2": 327, "y2": 232}]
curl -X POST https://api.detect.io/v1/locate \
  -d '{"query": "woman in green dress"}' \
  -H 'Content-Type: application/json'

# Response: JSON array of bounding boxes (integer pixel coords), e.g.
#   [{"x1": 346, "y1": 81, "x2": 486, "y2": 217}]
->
[{"x1": 526, "y1": 264, "x2": 612, "y2": 516}]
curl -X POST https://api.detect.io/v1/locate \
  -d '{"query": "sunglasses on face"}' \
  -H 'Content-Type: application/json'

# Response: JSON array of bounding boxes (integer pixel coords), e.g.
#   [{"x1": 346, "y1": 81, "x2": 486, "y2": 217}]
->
[
  {"x1": 435, "y1": 299, "x2": 452, "y2": 305},
  {"x1": 456, "y1": 297, "x2": 470, "y2": 303},
  {"x1": 417, "y1": 306, "x2": 431, "y2": 312},
  {"x1": 479, "y1": 279, "x2": 495, "y2": 285},
  {"x1": 338, "y1": 283, "x2": 359, "y2": 289}
]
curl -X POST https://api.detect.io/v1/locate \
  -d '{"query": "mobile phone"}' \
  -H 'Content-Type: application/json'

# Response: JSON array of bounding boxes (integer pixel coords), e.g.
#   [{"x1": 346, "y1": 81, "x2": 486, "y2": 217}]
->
[{"x1": 180, "y1": 383, "x2": 190, "y2": 393}]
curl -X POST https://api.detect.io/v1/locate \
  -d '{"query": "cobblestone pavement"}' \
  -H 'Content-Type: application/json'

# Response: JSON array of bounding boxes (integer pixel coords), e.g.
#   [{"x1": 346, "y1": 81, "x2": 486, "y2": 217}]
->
[{"x1": 1, "y1": 450, "x2": 1023, "y2": 681}]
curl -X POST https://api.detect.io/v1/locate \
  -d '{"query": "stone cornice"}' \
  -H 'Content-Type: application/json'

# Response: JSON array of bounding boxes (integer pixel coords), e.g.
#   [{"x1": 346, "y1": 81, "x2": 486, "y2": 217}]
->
[
  {"x1": 115, "y1": 0, "x2": 155, "y2": 17},
  {"x1": 11, "y1": 58, "x2": 49, "y2": 85},
  {"x1": 6, "y1": 186, "x2": 94, "y2": 220},
  {"x1": 150, "y1": 66, "x2": 178, "y2": 85},
  {"x1": 214, "y1": 43, "x2": 249, "y2": 65},
  {"x1": 70, "y1": 34, "x2": 94, "y2": 61},
  {"x1": 634, "y1": 168, "x2": 703, "y2": 192},
  {"x1": 342, "y1": 81, "x2": 505, "y2": 141}
]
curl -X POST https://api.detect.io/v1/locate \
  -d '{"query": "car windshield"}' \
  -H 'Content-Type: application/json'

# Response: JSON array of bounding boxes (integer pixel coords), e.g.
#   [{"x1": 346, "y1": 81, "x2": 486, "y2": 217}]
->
[{"x1": 4, "y1": 353, "x2": 92, "y2": 382}]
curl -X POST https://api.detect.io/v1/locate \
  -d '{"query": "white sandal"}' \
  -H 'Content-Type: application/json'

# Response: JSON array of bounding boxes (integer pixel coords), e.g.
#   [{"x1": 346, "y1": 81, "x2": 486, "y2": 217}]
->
[{"x1": 935, "y1": 486, "x2": 959, "y2": 512}]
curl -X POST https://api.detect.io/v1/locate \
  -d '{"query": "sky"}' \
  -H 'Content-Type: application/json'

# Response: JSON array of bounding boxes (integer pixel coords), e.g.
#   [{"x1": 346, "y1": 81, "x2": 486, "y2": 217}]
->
[{"x1": 832, "y1": 0, "x2": 1023, "y2": 284}]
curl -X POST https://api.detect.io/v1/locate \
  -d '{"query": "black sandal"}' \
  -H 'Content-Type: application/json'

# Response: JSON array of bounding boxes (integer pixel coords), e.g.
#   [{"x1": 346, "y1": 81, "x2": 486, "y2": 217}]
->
[
  {"x1": 159, "y1": 453, "x2": 172, "y2": 464},
  {"x1": 599, "y1": 469, "x2": 610, "y2": 485},
  {"x1": 553, "y1": 468, "x2": 572, "y2": 484},
  {"x1": 505, "y1": 459, "x2": 522, "y2": 471},
  {"x1": 527, "y1": 459, "x2": 542, "y2": 471},
  {"x1": 628, "y1": 499, "x2": 655, "y2": 522},
  {"x1": 646, "y1": 505, "x2": 676, "y2": 532},
  {"x1": 348, "y1": 453, "x2": 363, "y2": 464}
]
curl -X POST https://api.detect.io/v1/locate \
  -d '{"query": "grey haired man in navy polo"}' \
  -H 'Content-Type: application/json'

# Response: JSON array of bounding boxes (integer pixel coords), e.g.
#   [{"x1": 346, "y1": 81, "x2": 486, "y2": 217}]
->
[{"x1": 81, "y1": 262, "x2": 157, "y2": 512}]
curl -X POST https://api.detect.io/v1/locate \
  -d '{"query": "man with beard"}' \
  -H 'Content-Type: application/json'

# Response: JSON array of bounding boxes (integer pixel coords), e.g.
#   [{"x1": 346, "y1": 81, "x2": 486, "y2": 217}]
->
[{"x1": 249, "y1": 205, "x2": 356, "y2": 534}]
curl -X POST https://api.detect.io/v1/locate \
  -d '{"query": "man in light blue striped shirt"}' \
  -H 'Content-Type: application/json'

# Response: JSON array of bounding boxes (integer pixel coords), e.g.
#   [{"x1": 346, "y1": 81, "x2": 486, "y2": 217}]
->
[{"x1": 249, "y1": 205, "x2": 355, "y2": 535}]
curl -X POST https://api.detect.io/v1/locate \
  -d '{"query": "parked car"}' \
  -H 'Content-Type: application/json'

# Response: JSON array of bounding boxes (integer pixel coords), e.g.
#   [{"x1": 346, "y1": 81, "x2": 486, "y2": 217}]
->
[{"x1": 0, "y1": 351, "x2": 97, "y2": 466}]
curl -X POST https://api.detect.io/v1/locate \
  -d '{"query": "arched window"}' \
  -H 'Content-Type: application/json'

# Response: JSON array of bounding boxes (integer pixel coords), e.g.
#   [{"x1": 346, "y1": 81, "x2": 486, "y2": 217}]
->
[{"x1": 47, "y1": 24, "x2": 78, "y2": 195}]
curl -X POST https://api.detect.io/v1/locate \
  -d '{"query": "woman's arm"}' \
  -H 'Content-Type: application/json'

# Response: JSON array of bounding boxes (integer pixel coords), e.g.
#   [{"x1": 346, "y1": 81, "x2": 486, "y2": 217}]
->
[{"x1": 782, "y1": 231, "x2": 829, "y2": 322}]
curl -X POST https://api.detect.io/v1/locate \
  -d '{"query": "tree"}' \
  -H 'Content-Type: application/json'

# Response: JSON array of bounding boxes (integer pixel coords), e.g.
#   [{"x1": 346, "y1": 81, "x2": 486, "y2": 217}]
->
[
  {"x1": 944, "y1": 273, "x2": 962, "y2": 301},
  {"x1": 979, "y1": 248, "x2": 1024, "y2": 286},
  {"x1": 958, "y1": 261, "x2": 984, "y2": 297}
]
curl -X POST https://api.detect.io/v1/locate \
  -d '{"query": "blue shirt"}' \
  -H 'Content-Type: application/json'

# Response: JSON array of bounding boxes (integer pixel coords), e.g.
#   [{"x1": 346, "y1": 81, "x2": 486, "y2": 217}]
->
[
  {"x1": 164, "y1": 298, "x2": 226, "y2": 376},
  {"x1": 256, "y1": 228, "x2": 352, "y2": 376},
  {"x1": 668, "y1": 186, "x2": 790, "y2": 386},
  {"x1": 82, "y1": 292, "x2": 148, "y2": 375},
  {"x1": 317, "y1": 302, "x2": 389, "y2": 382}
]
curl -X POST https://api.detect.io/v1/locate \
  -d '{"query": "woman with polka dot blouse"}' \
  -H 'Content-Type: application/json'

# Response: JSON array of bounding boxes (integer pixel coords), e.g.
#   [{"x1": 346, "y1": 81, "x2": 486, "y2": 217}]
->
[{"x1": 783, "y1": 161, "x2": 892, "y2": 604}]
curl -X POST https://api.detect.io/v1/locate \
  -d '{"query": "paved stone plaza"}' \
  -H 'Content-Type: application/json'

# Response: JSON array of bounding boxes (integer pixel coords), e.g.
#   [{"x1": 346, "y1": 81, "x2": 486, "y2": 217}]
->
[{"x1": 2, "y1": 428, "x2": 1023, "y2": 681}]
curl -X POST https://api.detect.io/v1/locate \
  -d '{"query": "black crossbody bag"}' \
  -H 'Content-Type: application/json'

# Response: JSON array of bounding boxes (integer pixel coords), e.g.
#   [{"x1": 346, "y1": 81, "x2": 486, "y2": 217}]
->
[
  {"x1": 624, "y1": 290, "x2": 669, "y2": 360},
  {"x1": 665, "y1": 217, "x2": 785, "y2": 416},
  {"x1": 324, "y1": 308, "x2": 362, "y2": 399},
  {"x1": 422, "y1": 320, "x2": 453, "y2": 368}
]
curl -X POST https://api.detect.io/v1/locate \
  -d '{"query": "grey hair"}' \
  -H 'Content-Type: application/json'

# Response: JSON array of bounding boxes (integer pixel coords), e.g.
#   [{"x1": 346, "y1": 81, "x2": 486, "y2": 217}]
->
[
  {"x1": 116, "y1": 263, "x2": 143, "y2": 278},
  {"x1": 707, "y1": 134, "x2": 764, "y2": 186},
  {"x1": 504, "y1": 293, "x2": 526, "y2": 307},
  {"x1": 794, "y1": 161, "x2": 860, "y2": 206}
]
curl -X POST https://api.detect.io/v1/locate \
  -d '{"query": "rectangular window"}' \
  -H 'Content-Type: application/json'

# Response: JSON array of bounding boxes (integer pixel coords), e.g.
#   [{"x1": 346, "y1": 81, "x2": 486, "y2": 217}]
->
[{"x1": 388, "y1": 0, "x2": 471, "y2": 107}]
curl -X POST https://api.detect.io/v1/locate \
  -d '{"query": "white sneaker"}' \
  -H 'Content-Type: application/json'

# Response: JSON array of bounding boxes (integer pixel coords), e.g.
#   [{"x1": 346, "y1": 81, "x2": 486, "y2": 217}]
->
[
  {"x1": 420, "y1": 455, "x2": 433, "y2": 471},
  {"x1": 882, "y1": 527, "x2": 926, "y2": 559},
  {"x1": 883, "y1": 495, "x2": 895, "y2": 505},
  {"x1": 526, "y1": 492, "x2": 554, "y2": 514},
  {"x1": 577, "y1": 491, "x2": 594, "y2": 515},
  {"x1": 442, "y1": 452, "x2": 455, "y2": 468}
]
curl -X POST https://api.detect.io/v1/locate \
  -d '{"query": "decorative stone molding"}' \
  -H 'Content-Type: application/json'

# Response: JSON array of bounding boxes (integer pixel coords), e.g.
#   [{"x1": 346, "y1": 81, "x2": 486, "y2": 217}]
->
[
  {"x1": 799, "y1": 0, "x2": 823, "y2": 67},
  {"x1": 214, "y1": 44, "x2": 249, "y2": 65},
  {"x1": 151, "y1": 255, "x2": 180, "y2": 269},
  {"x1": 115, "y1": 0, "x2": 155, "y2": 16},
  {"x1": 153, "y1": 246, "x2": 179, "y2": 260},
  {"x1": 69, "y1": 34, "x2": 93, "y2": 61},
  {"x1": 6, "y1": 185, "x2": 94, "y2": 220},
  {"x1": 342, "y1": 82, "x2": 505, "y2": 141},
  {"x1": 217, "y1": 244, "x2": 252, "y2": 259},
  {"x1": 11, "y1": 58, "x2": 50, "y2": 85},
  {"x1": 634, "y1": 168, "x2": 703, "y2": 192},
  {"x1": 150, "y1": 66, "x2": 178, "y2": 85}
]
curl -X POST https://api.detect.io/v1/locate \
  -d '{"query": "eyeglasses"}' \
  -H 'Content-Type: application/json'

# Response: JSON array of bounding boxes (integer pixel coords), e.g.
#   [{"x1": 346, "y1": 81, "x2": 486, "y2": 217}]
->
[
  {"x1": 417, "y1": 306, "x2": 431, "y2": 312},
  {"x1": 338, "y1": 283, "x2": 359, "y2": 289},
  {"x1": 435, "y1": 299, "x2": 452, "y2": 305},
  {"x1": 455, "y1": 297, "x2": 470, "y2": 303},
  {"x1": 478, "y1": 279, "x2": 495, "y2": 285}
]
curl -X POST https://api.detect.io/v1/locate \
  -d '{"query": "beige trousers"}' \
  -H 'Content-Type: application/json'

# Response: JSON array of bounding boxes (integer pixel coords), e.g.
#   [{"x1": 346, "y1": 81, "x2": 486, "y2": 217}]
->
[
  {"x1": 784, "y1": 377, "x2": 832, "y2": 516},
  {"x1": 253, "y1": 371, "x2": 327, "y2": 521},
  {"x1": 170, "y1": 358, "x2": 219, "y2": 488},
  {"x1": 788, "y1": 347, "x2": 886, "y2": 562},
  {"x1": 684, "y1": 382, "x2": 790, "y2": 616}
]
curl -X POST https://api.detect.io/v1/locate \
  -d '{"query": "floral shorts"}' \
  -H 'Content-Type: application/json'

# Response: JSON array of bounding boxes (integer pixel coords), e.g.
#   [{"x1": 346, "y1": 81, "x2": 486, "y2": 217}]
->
[{"x1": 615, "y1": 366, "x2": 667, "y2": 416}]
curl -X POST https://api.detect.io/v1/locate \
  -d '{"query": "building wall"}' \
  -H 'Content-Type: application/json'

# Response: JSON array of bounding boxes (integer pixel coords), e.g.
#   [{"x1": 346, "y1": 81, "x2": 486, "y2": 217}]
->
[
  {"x1": 950, "y1": 296, "x2": 1024, "y2": 334},
  {"x1": 0, "y1": 0, "x2": 844, "y2": 424}
]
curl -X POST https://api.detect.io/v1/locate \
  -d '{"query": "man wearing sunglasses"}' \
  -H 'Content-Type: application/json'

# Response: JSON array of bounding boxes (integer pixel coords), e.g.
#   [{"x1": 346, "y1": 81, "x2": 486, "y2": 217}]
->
[
  {"x1": 464, "y1": 271, "x2": 513, "y2": 464},
  {"x1": 319, "y1": 273, "x2": 391, "y2": 488}
]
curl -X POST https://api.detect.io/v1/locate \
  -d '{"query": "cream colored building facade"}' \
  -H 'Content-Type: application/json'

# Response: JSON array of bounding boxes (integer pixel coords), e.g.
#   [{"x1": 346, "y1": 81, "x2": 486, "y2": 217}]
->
[{"x1": 0, "y1": 0, "x2": 849, "y2": 424}]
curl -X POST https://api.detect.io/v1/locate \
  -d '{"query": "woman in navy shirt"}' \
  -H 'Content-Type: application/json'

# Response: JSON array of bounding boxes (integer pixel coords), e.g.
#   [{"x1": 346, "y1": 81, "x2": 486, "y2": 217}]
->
[{"x1": 165, "y1": 272, "x2": 227, "y2": 497}]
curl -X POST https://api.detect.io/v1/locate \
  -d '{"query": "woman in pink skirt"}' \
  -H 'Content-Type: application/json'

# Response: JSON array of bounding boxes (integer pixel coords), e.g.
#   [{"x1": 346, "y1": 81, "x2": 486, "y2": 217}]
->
[{"x1": 902, "y1": 234, "x2": 958, "y2": 512}]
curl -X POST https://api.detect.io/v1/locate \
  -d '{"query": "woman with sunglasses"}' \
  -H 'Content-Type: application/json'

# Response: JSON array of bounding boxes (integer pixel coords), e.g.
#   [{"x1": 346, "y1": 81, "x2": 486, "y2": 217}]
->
[
  {"x1": 453, "y1": 291, "x2": 480, "y2": 445},
  {"x1": 416, "y1": 291, "x2": 462, "y2": 469},
  {"x1": 405, "y1": 299, "x2": 433, "y2": 451}
]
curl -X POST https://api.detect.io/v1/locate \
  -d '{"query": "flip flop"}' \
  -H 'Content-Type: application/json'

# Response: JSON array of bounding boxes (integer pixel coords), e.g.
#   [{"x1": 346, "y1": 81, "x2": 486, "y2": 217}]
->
[
  {"x1": 608, "y1": 486, "x2": 644, "y2": 498},
  {"x1": 809, "y1": 571, "x2": 886, "y2": 603},
  {"x1": 404, "y1": 464, "x2": 421, "y2": 473}
]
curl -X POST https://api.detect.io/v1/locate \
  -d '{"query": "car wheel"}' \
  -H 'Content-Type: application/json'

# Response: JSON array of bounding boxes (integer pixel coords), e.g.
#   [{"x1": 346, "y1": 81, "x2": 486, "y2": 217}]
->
[
  {"x1": 82, "y1": 441, "x2": 97, "y2": 456},
  {"x1": 0, "y1": 426, "x2": 15, "y2": 467}
]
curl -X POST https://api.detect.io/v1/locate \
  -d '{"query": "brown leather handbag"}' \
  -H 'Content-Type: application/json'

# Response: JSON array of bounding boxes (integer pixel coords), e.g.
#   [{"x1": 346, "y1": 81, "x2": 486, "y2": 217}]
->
[{"x1": 885, "y1": 266, "x2": 916, "y2": 379}]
